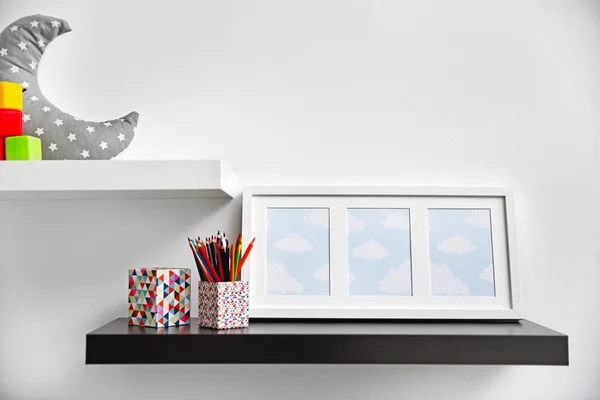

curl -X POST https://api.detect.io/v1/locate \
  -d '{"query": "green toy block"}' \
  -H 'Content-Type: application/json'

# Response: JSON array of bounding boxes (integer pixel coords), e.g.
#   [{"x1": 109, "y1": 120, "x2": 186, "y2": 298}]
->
[{"x1": 5, "y1": 136, "x2": 42, "y2": 160}]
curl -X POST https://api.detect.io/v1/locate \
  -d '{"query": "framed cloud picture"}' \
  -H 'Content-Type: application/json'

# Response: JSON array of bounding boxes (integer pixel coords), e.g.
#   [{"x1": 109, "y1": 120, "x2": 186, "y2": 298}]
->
[{"x1": 242, "y1": 187, "x2": 523, "y2": 320}]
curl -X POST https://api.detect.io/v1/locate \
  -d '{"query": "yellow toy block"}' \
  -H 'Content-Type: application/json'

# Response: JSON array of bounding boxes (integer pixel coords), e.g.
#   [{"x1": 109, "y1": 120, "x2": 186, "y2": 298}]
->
[{"x1": 0, "y1": 82, "x2": 23, "y2": 111}]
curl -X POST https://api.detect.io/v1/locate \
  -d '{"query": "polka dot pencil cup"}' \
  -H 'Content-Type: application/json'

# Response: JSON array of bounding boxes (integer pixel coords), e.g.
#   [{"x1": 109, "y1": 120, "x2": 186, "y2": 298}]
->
[{"x1": 198, "y1": 281, "x2": 249, "y2": 329}]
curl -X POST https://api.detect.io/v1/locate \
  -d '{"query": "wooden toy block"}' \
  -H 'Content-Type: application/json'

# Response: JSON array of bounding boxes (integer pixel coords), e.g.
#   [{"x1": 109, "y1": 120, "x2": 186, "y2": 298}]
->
[
  {"x1": 0, "y1": 109, "x2": 23, "y2": 137},
  {"x1": 5, "y1": 135, "x2": 42, "y2": 160},
  {"x1": 0, "y1": 82, "x2": 23, "y2": 111}
]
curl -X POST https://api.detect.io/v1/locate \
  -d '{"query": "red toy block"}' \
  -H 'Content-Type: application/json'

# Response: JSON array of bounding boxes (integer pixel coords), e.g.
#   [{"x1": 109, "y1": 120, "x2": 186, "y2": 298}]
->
[
  {"x1": 0, "y1": 138, "x2": 5, "y2": 160},
  {"x1": 0, "y1": 109, "x2": 22, "y2": 137}
]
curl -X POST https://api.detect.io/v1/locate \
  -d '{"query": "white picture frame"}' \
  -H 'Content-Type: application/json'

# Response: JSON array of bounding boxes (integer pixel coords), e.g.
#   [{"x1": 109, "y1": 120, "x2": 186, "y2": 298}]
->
[{"x1": 242, "y1": 186, "x2": 523, "y2": 320}]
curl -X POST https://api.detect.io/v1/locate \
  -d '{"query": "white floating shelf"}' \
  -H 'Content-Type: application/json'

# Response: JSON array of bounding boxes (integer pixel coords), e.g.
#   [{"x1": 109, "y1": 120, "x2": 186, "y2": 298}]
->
[{"x1": 0, "y1": 160, "x2": 240, "y2": 200}]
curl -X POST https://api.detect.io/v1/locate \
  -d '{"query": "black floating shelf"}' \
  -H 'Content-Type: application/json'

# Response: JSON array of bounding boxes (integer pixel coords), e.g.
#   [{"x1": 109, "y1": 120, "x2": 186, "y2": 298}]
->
[{"x1": 86, "y1": 318, "x2": 568, "y2": 365}]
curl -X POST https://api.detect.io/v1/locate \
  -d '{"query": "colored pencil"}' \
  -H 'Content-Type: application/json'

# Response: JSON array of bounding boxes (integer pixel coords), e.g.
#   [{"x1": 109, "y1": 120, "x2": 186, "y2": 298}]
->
[
  {"x1": 205, "y1": 237, "x2": 212, "y2": 267},
  {"x1": 222, "y1": 233, "x2": 229, "y2": 281},
  {"x1": 236, "y1": 238, "x2": 255, "y2": 280},
  {"x1": 187, "y1": 239, "x2": 203, "y2": 279},
  {"x1": 210, "y1": 237, "x2": 219, "y2": 279},
  {"x1": 234, "y1": 234, "x2": 242, "y2": 276},
  {"x1": 212, "y1": 237, "x2": 219, "y2": 278},
  {"x1": 188, "y1": 239, "x2": 213, "y2": 282},
  {"x1": 193, "y1": 239, "x2": 214, "y2": 282},
  {"x1": 222, "y1": 237, "x2": 230, "y2": 281},
  {"x1": 220, "y1": 238, "x2": 226, "y2": 281},
  {"x1": 188, "y1": 232, "x2": 255, "y2": 282},
  {"x1": 205, "y1": 238, "x2": 213, "y2": 269},
  {"x1": 200, "y1": 243, "x2": 221, "y2": 282},
  {"x1": 230, "y1": 243, "x2": 235, "y2": 281},
  {"x1": 216, "y1": 237, "x2": 224, "y2": 281},
  {"x1": 220, "y1": 242, "x2": 226, "y2": 281},
  {"x1": 214, "y1": 237, "x2": 224, "y2": 281},
  {"x1": 196, "y1": 246, "x2": 216, "y2": 282}
]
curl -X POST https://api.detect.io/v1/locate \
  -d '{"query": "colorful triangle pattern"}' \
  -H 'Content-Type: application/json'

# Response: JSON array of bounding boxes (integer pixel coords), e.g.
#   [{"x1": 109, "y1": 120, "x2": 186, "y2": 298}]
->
[{"x1": 128, "y1": 268, "x2": 191, "y2": 328}]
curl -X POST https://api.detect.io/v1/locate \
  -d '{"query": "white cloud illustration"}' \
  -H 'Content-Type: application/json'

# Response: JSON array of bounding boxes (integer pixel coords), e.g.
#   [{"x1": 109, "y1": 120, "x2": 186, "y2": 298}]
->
[
  {"x1": 275, "y1": 233, "x2": 312, "y2": 253},
  {"x1": 348, "y1": 213, "x2": 367, "y2": 234},
  {"x1": 267, "y1": 261, "x2": 304, "y2": 294},
  {"x1": 303, "y1": 210, "x2": 329, "y2": 227},
  {"x1": 352, "y1": 240, "x2": 389, "y2": 260},
  {"x1": 314, "y1": 264, "x2": 330, "y2": 282},
  {"x1": 379, "y1": 259, "x2": 412, "y2": 294},
  {"x1": 479, "y1": 264, "x2": 494, "y2": 282},
  {"x1": 431, "y1": 263, "x2": 470, "y2": 295},
  {"x1": 348, "y1": 272, "x2": 356, "y2": 283},
  {"x1": 437, "y1": 234, "x2": 475, "y2": 254},
  {"x1": 381, "y1": 211, "x2": 410, "y2": 230},
  {"x1": 464, "y1": 210, "x2": 491, "y2": 229}
]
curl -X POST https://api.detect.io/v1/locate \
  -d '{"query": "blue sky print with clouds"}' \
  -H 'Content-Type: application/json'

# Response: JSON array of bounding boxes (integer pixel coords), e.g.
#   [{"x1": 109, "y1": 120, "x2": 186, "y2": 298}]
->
[
  {"x1": 428, "y1": 209, "x2": 495, "y2": 297},
  {"x1": 266, "y1": 208, "x2": 330, "y2": 296},
  {"x1": 347, "y1": 209, "x2": 412, "y2": 296}
]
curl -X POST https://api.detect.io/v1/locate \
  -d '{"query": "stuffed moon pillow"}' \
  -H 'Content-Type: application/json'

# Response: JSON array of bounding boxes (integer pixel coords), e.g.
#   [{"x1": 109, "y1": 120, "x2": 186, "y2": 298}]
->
[{"x1": 0, "y1": 14, "x2": 138, "y2": 160}]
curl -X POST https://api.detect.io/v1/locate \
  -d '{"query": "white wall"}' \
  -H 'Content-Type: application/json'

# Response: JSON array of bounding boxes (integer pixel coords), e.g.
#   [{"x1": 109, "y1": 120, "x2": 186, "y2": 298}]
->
[{"x1": 0, "y1": 0, "x2": 599, "y2": 398}]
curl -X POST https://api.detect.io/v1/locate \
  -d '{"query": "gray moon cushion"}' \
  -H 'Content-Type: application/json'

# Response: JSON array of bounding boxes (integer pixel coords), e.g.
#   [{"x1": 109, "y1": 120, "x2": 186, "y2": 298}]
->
[{"x1": 0, "y1": 14, "x2": 138, "y2": 160}]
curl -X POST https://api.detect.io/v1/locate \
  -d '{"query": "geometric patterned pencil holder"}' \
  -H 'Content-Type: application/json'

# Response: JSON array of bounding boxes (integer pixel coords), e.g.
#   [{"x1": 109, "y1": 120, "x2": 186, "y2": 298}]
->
[
  {"x1": 128, "y1": 268, "x2": 191, "y2": 328},
  {"x1": 198, "y1": 281, "x2": 249, "y2": 329}
]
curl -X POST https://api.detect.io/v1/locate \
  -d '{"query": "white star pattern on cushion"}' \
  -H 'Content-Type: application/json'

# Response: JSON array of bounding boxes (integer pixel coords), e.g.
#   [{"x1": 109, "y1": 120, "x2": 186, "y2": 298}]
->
[{"x1": 0, "y1": 14, "x2": 139, "y2": 160}]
